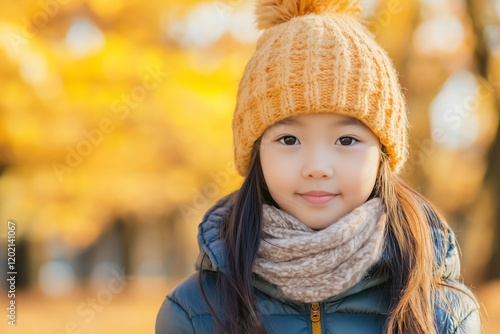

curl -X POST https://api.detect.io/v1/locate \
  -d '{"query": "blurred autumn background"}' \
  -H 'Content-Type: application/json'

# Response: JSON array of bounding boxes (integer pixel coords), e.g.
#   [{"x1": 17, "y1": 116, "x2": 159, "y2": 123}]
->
[{"x1": 0, "y1": 0, "x2": 500, "y2": 332}]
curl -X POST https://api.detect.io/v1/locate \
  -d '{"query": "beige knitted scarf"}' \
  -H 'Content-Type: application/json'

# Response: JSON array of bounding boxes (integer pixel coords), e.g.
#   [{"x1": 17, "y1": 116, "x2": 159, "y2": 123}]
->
[{"x1": 253, "y1": 198, "x2": 387, "y2": 303}]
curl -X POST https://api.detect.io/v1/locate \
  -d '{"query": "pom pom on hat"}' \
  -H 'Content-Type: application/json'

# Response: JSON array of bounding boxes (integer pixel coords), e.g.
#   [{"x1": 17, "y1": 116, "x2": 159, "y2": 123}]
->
[{"x1": 256, "y1": 0, "x2": 362, "y2": 30}]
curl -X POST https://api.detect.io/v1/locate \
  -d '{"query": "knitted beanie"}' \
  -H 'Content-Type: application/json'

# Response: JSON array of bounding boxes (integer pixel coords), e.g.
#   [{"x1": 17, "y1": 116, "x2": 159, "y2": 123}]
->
[{"x1": 232, "y1": 0, "x2": 409, "y2": 176}]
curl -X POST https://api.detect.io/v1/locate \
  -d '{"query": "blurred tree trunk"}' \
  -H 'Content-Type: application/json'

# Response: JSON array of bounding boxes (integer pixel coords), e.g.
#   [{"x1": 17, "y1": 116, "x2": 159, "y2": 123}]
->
[
  {"x1": 466, "y1": 0, "x2": 500, "y2": 281},
  {"x1": 484, "y1": 119, "x2": 500, "y2": 279}
]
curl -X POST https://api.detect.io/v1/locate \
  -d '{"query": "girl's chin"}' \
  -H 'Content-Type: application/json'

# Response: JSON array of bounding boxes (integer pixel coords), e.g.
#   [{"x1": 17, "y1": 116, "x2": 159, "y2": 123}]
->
[{"x1": 301, "y1": 216, "x2": 340, "y2": 230}]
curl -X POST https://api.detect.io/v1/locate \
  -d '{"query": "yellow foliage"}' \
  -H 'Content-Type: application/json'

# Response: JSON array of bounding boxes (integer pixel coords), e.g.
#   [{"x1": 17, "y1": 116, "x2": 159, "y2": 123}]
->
[
  {"x1": 0, "y1": 0, "x2": 247, "y2": 247},
  {"x1": 0, "y1": 0, "x2": 497, "y2": 253}
]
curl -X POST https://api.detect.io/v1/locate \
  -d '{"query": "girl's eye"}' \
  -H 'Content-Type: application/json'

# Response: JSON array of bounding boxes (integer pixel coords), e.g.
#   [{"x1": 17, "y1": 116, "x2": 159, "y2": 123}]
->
[
  {"x1": 335, "y1": 136, "x2": 358, "y2": 146},
  {"x1": 278, "y1": 136, "x2": 300, "y2": 145}
]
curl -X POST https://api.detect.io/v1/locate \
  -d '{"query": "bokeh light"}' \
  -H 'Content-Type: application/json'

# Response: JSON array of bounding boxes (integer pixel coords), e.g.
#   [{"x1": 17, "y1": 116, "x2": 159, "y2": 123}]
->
[{"x1": 38, "y1": 260, "x2": 76, "y2": 298}]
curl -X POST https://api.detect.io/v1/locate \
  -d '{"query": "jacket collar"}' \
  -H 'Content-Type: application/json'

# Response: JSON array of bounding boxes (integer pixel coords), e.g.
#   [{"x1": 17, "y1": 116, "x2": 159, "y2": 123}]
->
[{"x1": 195, "y1": 194, "x2": 234, "y2": 274}]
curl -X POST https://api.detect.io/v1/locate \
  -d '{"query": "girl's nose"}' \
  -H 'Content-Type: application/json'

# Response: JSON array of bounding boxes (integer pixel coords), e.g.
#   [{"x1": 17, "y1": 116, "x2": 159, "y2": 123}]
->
[{"x1": 301, "y1": 149, "x2": 334, "y2": 179}]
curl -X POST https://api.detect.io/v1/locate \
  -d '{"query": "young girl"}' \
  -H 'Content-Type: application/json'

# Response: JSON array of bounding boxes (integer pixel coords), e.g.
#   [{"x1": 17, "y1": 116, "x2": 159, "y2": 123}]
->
[{"x1": 156, "y1": 0, "x2": 481, "y2": 333}]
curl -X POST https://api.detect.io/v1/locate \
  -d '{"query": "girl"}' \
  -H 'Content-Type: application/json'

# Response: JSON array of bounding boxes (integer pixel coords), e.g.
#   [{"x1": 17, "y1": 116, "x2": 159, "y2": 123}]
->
[{"x1": 156, "y1": 0, "x2": 481, "y2": 333}]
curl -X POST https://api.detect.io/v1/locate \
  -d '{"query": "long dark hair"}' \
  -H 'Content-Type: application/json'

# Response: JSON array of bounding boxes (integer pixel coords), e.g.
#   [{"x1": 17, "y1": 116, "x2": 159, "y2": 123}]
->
[
  {"x1": 199, "y1": 140, "x2": 456, "y2": 333},
  {"x1": 198, "y1": 138, "x2": 273, "y2": 333}
]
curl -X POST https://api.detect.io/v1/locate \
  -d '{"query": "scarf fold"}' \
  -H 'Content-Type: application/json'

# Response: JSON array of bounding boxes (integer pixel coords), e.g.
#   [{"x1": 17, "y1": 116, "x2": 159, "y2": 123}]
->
[{"x1": 253, "y1": 198, "x2": 387, "y2": 303}]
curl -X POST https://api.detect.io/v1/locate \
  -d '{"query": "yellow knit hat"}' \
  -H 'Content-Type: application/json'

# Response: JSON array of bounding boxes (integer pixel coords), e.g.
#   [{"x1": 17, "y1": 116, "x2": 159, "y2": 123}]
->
[{"x1": 232, "y1": 0, "x2": 409, "y2": 176}]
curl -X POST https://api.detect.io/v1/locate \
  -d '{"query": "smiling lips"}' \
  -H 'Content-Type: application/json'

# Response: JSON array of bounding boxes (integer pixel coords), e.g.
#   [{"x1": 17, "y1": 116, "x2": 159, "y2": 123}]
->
[{"x1": 299, "y1": 191, "x2": 337, "y2": 205}]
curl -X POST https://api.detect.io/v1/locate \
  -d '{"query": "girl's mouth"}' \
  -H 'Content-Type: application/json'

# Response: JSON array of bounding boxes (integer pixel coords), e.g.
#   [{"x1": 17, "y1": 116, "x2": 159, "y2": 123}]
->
[{"x1": 299, "y1": 191, "x2": 337, "y2": 205}]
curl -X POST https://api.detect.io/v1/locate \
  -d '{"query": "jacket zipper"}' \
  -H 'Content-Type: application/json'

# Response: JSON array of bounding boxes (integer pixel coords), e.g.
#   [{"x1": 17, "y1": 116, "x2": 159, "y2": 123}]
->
[{"x1": 310, "y1": 302, "x2": 322, "y2": 334}]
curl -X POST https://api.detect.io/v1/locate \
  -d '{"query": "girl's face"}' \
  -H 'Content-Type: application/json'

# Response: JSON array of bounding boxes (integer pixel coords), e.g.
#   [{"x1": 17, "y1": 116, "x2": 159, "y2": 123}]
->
[{"x1": 259, "y1": 113, "x2": 381, "y2": 230}]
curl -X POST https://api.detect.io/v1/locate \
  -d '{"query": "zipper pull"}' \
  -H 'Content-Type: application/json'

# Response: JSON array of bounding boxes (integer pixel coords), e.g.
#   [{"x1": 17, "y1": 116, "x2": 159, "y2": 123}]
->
[
  {"x1": 310, "y1": 302, "x2": 322, "y2": 333},
  {"x1": 310, "y1": 302, "x2": 321, "y2": 322}
]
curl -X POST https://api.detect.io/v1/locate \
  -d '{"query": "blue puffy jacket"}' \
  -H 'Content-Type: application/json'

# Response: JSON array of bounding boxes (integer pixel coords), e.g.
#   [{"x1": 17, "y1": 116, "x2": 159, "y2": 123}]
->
[{"x1": 156, "y1": 195, "x2": 481, "y2": 333}]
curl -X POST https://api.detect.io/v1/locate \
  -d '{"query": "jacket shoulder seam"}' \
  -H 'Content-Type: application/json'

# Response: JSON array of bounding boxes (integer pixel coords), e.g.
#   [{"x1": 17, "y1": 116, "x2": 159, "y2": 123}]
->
[
  {"x1": 451, "y1": 307, "x2": 478, "y2": 334},
  {"x1": 167, "y1": 295, "x2": 196, "y2": 323}
]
